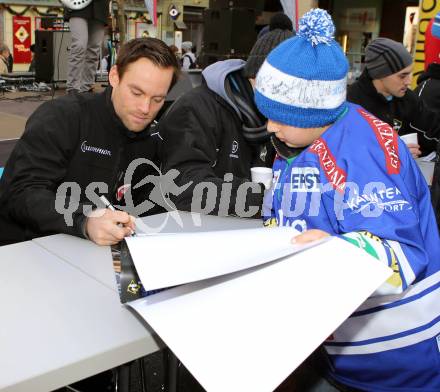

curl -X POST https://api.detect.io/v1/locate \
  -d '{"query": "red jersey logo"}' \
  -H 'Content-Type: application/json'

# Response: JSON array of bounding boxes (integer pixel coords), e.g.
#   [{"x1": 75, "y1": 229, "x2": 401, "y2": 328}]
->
[
  {"x1": 309, "y1": 139, "x2": 346, "y2": 193},
  {"x1": 358, "y1": 109, "x2": 400, "y2": 175}
]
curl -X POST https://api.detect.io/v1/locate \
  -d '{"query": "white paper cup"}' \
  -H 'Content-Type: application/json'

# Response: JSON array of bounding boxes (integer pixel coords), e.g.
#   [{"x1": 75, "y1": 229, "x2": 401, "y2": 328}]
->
[
  {"x1": 251, "y1": 167, "x2": 273, "y2": 189},
  {"x1": 401, "y1": 133, "x2": 418, "y2": 145}
]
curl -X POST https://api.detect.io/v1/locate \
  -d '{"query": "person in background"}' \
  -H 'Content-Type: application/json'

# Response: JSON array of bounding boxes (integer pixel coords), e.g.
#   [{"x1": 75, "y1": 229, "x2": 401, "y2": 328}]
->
[
  {"x1": 159, "y1": 25, "x2": 294, "y2": 218},
  {"x1": 64, "y1": 0, "x2": 109, "y2": 93},
  {"x1": 257, "y1": 11, "x2": 294, "y2": 39},
  {"x1": 416, "y1": 11, "x2": 440, "y2": 228},
  {"x1": 0, "y1": 43, "x2": 10, "y2": 74},
  {"x1": 169, "y1": 44, "x2": 180, "y2": 61},
  {"x1": 348, "y1": 37, "x2": 440, "y2": 158},
  {"x1": 415, "y1": 12, "x2": 440, "y2": 116},
  {"x1": 0, "y1": 38, "x2": 180, "y2": 246},
  {"x1": 6, "y1": 50, "x2": 13, "y2": 72},
  {"x1": 28, "y1": 44, "x2": 36, "y2": 72},
  {"x1": 180, "y1": 41, "x2": 197, "y2": 70},
  {"x1": 244, "y1": 22, "x2": 294, "y2": 81},
  {"x1": 256, "y1": 8, "x2": 440, "y2": 391}
]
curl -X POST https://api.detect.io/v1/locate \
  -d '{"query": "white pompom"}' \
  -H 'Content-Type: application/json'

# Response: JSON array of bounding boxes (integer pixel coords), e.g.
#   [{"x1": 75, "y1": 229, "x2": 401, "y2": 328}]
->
[{"x1": 298, "y1": 8, "x2": 335, "y2": 46}]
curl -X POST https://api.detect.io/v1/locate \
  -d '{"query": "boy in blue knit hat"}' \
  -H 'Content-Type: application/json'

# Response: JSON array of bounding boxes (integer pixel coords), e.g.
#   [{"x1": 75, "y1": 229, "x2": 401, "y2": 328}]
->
[{"x1": 256, "y1": 8, "x2": 440, "y2": 392}]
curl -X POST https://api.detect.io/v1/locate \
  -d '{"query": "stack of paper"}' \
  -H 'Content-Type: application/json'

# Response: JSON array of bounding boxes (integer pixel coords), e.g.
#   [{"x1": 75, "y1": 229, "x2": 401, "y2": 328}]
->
[{"x1": 125, "y1": 226, "x2": 391, "y2": 392}]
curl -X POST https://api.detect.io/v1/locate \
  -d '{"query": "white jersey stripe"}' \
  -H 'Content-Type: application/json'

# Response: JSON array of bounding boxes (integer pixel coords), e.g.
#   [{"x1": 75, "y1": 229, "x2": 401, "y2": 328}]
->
[
  {"x1": 387, "y1": 240, "x2": 416, "y2": 284},
  {"x1": 356, "y1": 270, "x2": 440, "y2": 312},
  {"x1": 331, "y1": 283, "x2": 440, "y2": 343}
]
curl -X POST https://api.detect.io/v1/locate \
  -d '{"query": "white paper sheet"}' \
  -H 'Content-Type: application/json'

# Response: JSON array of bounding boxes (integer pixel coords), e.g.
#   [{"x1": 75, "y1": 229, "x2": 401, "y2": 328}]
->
[
  {"x1": 420, "y1": 151, "x2": 436, "y2": 162},
  {"x1": 125, "y1": 226, "x2": 324, "y2": 290},
  {"x1": 129, "y1": 237, "x2": 392, "y2": 392},
  {"x1": 416, "y1": 158, "x2": 435, "y2": 185}
]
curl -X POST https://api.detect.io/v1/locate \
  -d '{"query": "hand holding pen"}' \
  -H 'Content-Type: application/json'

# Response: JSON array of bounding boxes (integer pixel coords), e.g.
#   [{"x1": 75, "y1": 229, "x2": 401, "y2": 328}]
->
[{"x1": 84, "y1": 196, "x2": 136, "y2": 246}]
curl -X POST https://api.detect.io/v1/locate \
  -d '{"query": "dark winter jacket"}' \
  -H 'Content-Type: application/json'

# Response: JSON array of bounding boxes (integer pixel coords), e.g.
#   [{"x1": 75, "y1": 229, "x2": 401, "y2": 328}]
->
[
  {"x1": 415, "y1": 63, "x2": 440, "y2": 113},
  {"x1": 64, "y1": 0, "x2": 109, "y2": 25},
  {"x1": 159, "y1": 59, "x2": 274, "y2": 218},
  {"x1": 417, "y1": 63, "x2": 440, "y2": 227},
  {"x1": 348, "y1": 70, "x2": 440, "y2": 156},
  {"x1": 0, "y1": 88, "x2": 163, "y2": 246}
]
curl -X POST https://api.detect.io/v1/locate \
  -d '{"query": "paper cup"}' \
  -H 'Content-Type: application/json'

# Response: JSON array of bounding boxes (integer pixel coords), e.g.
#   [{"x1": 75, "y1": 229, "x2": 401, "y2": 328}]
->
[
  {"x1": 400, "y1": 133, "x2": 418, "y2": 145},
  {"x1": 251, "y1": 167, "x2": 273, "y2": 189}
]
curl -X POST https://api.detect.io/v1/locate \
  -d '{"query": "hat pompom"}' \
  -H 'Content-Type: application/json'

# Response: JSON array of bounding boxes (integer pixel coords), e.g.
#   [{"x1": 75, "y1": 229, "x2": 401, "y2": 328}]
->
[{"x1": 298, "y1": 8, "x2": 335, "y2": 46}]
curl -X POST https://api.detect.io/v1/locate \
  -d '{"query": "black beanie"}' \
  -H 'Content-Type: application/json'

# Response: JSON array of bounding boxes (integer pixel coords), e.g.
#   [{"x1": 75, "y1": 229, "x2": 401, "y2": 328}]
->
[
  {"x1": 243, "y1": 28, "x2": 295, "y2": 79},
  {"x1": 269, "y1": 12, "x2": 293, "y2": 32},
  {"x1": 365, "y1": 37, "x2": 413, "y2": 79}
]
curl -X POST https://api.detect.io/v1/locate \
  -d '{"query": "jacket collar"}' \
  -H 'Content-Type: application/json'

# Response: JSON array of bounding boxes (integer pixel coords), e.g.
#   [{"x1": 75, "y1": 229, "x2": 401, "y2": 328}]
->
[{"x1": 271, "y1": 135, "x2": 304, "y2": 161}]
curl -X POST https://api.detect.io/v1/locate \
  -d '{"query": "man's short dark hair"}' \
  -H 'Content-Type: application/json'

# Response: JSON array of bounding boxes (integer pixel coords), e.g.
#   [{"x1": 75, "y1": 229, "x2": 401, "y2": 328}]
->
[{"x1": 116, "y1": 38, "x2": 180, "y2": 88}]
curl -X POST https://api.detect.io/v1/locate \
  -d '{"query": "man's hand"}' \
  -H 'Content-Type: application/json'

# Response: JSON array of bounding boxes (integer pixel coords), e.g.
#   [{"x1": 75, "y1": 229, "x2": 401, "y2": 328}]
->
[
  {"x1": 292, "y1": 229, "x2": 330, "y2": 245},
  {"x1": 85, "y1": 209, "x2": 136, "y2": 246},
  {"x1": 406, "y1": 143, "x2": 421, "y2": 158}
]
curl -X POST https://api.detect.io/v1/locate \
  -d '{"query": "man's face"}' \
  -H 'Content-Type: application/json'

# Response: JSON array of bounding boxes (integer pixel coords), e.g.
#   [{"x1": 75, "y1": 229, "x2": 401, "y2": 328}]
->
[
  {"x1": 109, "y1": 58, "x2": 174, "y2": 132},
  {"x1": 376, "y1": 64, "x2": 413, "y2": 98}
]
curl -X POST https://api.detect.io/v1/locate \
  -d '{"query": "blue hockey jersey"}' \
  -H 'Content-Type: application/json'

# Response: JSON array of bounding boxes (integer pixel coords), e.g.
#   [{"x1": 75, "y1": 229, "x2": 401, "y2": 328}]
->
[{"x1": 264, "y1": 103, "x2": 440, "y2": 391}]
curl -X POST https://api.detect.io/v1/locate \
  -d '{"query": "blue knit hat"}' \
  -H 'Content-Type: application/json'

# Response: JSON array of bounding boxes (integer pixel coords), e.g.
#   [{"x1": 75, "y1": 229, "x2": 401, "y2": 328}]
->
[{"x1": 255, "y1": 8, "x2": 349, "y2": 128}]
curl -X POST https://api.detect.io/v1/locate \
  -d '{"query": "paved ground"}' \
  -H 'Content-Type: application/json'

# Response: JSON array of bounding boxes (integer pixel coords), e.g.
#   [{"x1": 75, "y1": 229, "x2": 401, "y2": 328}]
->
[
  {"x1": 0, "y1": 83, "x2": 107, "y2": 141},
  {"x1": 0, "y1": 90, "x2": 63, "y2": 140}
]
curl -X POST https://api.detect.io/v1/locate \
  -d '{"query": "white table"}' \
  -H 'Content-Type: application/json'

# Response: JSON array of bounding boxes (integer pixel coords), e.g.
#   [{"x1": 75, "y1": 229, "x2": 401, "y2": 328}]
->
[
  {"x1": 0, "y1": 240, "x2": 160, "y2": 392},
  {"x1": 0, "y1": 212, "x2": 261, "y2": 392}
]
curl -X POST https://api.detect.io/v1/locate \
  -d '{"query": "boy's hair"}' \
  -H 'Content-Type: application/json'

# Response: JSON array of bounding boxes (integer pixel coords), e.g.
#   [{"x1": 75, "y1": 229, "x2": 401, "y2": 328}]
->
[{"x1": 116, "y1": 38, "x2": 181, "y2": 88}]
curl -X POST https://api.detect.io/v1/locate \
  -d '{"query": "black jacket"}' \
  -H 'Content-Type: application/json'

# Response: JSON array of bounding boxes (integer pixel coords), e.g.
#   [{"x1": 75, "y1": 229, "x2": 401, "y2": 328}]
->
[
  {"x1": 416, "y1": 64, "x2": 440, "y2": 226},
  {"x1": 64, "y1": 0, "x2": 109, "y2": 25},
  {"x1": 159, "y1": 81, "x2": 274, "y2": 218},
  {"x1": 347, "y1": 70, "x2": 440, "y2": 156},
  {"x1": 415, "y1": 63, "x2": 440, "y2": 113},
  {"x1": 0, "y1": 88, "x2": 163, "y2": 246}
]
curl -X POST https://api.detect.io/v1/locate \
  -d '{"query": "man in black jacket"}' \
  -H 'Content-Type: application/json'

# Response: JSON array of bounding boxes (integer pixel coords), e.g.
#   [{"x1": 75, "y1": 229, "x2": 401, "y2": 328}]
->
[
  {"x1": 64, "y1": 0, "x2": 109, "y2": 93},
  {"x1": 348, "y1": 37, "x2": 440, "y2": 158},
  {"x1": 160, "y1": 27, "x2": 294, "y2": 218},
  {"x1": 415, "y1": 14, "x2": 440, "y2": 227},
  {"x1": 0, "y1": 38, "x2": 179, "y2": 246}
]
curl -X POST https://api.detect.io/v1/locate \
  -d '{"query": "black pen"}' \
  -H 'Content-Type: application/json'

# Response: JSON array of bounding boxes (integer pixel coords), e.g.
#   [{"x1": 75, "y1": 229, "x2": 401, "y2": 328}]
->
[{"x1": 99, "y1": 195, "x2": 136, "y2": 236}]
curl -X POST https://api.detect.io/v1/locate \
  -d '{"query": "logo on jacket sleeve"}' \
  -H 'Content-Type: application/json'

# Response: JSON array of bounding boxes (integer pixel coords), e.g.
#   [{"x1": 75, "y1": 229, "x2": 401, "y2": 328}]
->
[
  {"x1": 358, "y1": 109, "x2": 400, "y2": 175},
  {"x1": 290, "y1": 167, "x2": 320, "y2": 192},
  {"x1": 230, "y1": 140, "x2": 239, "y2": 159},
  {"x1": 309, "y1": 139, "x2": 346, "y2": 193}
]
